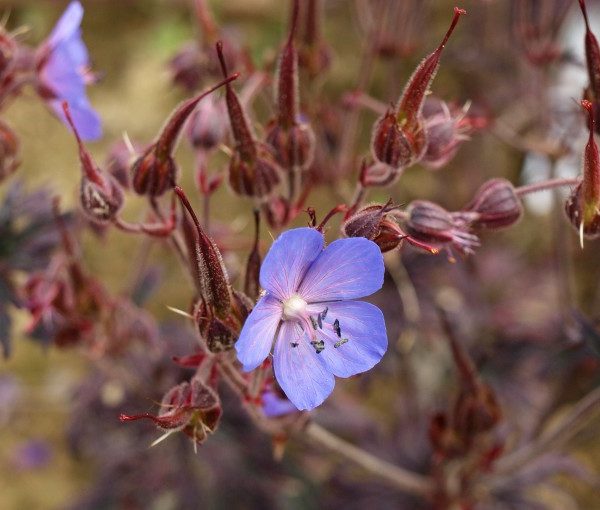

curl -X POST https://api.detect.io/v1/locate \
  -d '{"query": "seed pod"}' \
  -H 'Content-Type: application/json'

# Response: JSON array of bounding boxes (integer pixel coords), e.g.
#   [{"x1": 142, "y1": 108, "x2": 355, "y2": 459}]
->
[
  {"x1": 579, "y1": 1, "x2": 600, "y2": 102},
  {"x1": 371, "y1": 8, "x2": 466, "y2": 169},
  {"x1": 217, "y1": 41, "x2": 282, "y2": 198},
  {"x1": 342, "y1": 202, "x2": 404, "y2": 253},
  {"x1": 265, "y1": 121, "x2": 316, "y2": 171},
  {"x1": 177, "y1": 186, "x2": 232, "y2": 319},
  {"x1": 298, "y1": 0, "x2": 331, "y2": 78},
  {"x1": 62, "y1": 102, "x2": 124, "y2": 224},
  {"x1": 405, "y1": 200, "x2": 479, "y2": 254},
  {"x1": 132, "y1": 73, "x2": 239, "y2": 196},
  {"x1": 464, "y1": 178, "x2": 523, "y2": 230},
  {"x1": 565, "y1": 100, "x2": 600, "y2": 240}
]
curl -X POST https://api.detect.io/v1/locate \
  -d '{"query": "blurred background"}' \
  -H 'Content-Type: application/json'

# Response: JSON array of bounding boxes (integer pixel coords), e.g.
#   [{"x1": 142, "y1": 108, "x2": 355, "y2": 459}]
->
[{"x1": 1, "y1": 0, "x2": 600, "y2": 508}]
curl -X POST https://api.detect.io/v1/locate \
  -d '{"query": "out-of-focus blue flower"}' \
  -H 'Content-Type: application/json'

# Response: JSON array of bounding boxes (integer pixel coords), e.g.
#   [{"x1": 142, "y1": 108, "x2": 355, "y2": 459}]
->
[
  {"x1": 261, "y1": 388, "x2": 298, "y2": 418},
  {"x1": 38, "y1": 1, "x2": 101, "y2": 141},
  {"x1": 236, "y1": 228, "x2": 387, "y2": 411}
]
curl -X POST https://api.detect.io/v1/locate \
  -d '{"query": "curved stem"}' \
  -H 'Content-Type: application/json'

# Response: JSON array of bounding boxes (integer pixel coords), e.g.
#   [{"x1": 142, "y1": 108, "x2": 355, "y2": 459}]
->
[
  {"x1": 515, "y1": 177, "x2": 580, "y2": 197},
  {"x1": 303, "y1": 422, "x2": 435, "y2": 497}
]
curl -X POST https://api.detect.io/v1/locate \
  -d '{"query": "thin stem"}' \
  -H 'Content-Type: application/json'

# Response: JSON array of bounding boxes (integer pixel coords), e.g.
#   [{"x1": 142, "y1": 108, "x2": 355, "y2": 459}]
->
[
  {"x1": 515, "y1": 177, "x2": 580, "y2": 197},
  {"x1": 492, "y1": 385, "x2": 600, "y2": 476},
  {"x1": 303, "y1": 422, "x2": 435, "y2": 497}
]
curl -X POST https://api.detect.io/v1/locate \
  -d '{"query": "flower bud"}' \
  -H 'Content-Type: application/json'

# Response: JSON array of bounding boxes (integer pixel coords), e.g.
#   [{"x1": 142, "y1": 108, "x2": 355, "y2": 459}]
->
[
  {"x1": 421, "y1": 97, "x2": 473, "y2": 170},
  {"x1": 120, "y1": 379, "x2": 222, "y2": 446},
  {"x1": 265, "y1": 121, "x2": 316, "y2": 171},
  {"x1": 187, "y1": 95, "x2": 227, "y2": 151},
  {"x1": 177, "y1": 186, "x2": 232, "y2": 319},
  {"x1": 565, "y1": 100, "x2": 600, "y2": 240},
  {"x1": 217, "y1": 42, "x2": 281, "y2": 198},
  {"x1": 405, "y1": 200, "x2": 479, "y2": 255},
  {"x1": 579, "y1": 1, "x2": 600, "y2": 109},
  {"x1": 0, "y1": 121, "x2": 19, "y2": 182},
  {"x1": 298, "y1": 0, "x2": 331, "y2": 79},
  {"x1": 104, "y1": 139, "x2": 139, "y2": 189},
  {"x1": 62, "y1": 102, "x2": 124, "y2": 224},
  {"x1": 464, "y1": 178, "x2": 523, "y2": 230},
  {"x1": 132, "y1": 73, "x2": 239, "y2": 197},
  {"x1": 371, "y1": 8, "x2": 466, "y2": 169},
  {"x1": 341, "y1": 201, "x2": 405, "y2": 251}
]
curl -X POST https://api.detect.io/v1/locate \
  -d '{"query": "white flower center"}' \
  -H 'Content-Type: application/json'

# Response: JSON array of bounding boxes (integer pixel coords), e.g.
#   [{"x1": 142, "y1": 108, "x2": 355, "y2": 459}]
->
[{"x1": 282, "y1": 294, "x2": 307, "y2": 321}]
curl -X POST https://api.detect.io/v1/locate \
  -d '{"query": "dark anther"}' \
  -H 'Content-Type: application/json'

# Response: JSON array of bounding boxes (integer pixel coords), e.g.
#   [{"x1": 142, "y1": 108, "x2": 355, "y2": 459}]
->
[
  {"x1": 334, "y1": 338, "x2": 348, "y2": 348},
  {"x1": 321, "y1": 307, "x2": 328, "y2": 320},
  {"x1": 291, "y1": 342, "x2": 299, "y2": 348},
  {"x1": 317, "y1": 313, "x2": 323, "y2": 329},
  {"x1": 310, "y1": 316, "x2": 318, "y2": 330},
  {"x1": 311, "y1": 340, "x2": 325, "y2": 353},
  {"x1": 333, "y1": 319, "x2": 341, "y2": 337}
]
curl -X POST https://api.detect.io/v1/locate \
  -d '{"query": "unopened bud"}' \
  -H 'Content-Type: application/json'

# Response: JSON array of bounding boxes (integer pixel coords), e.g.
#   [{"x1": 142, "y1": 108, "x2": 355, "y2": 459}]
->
[
  {"x1": 298, "y1": 0, "x2": 331, "y2": 78},
  {"x1": 62, "y1": 102, "x2": 123, "y2": 224},
  {"x1": 342, "y1": 201, "x2": 404, "y2": 252},
  {"x1": 187, "y1": 95, "x2": 227, "y2": 151},
  {"x1": 464, "y1": 178, "x2": 523, "y2": 229},
  {"x1": 579, "y1": 1, "x2": 600, "y2": 106},
  {"x1": 421, "y1": 98, "x2": 473, "y2": 170},
  {"x1": 132, "y1": 73, "x2": 239, "y2": 197},
  {"x1": 406, "y1": 200, "x2": 479, "y2": 254},
  {"x1": 565, "y1": 100, "x2": 600, "y2": 239},
  {"x1": 265, "y1": 120, "x2": 316, "y2": 170}
]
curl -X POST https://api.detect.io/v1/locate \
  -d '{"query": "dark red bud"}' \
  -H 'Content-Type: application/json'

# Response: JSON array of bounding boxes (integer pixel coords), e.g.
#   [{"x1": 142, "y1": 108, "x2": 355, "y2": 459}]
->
[
  {"x1": 579, "y1": 1, "x2": 600, "y2": 102},
  {"x1": 342, "y1": 201, "x2": 394, "y2": 240},
  {"x1": 244, "y1": 210, "x2": 261, "y2": 300},
  {"x1": 406, "y1": 200, "x2": 479, "y2": 254},
  {"x1": 0, "y1": 120, "x2": 19, "y2": 182},
  {"x1": 464, "y1": 178, "x2": 523, "y2": 230},
  {"x1": 265, "y1": 121, "x2": 316, "y2": 170},
  {"x1": 217, "y1": 41, "x2": 257, "y2": 162},
  {"x1": 228, "y1": 147, "x2": 281, "y2": 199},
  {"x1": 132, "y1": 72, "x2": 239, "y2": 196},
  {"x1": 62, "y1": 102, "x2": 124, "y2": 224},
  {"x1": 176, "y1": 186, "x2": 232, "y2": 319},
  {"x1": 397, "y1": 7, "x2": 466, "y2": 132},
  {"x1": 169, "y1": 43, "x2": 204, "y2": 93},
  {"x1": 565, "y1": 100, "x2": 600, "y2": 239},
  {"x1": 276, "y1": 0, "x2": 300, "y2": 129},
  {"x1": 370, "y1": 110, "x2": 414, "y2": 169},
  {"x1": 299, "y1": 0, "x2": 331, "y2": 78}
]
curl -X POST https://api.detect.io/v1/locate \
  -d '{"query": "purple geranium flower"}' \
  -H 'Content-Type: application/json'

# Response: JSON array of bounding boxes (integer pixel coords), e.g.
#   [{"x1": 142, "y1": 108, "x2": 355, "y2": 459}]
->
[
  {"x1": 236, "y1": 228, "x2": 387, "y2": 411},
  {"x1": 37, "y1": 1, "x2": 102, "y2": 141},
  {"x1": 261, "y1": 388, "x2": 298, "y2": 418}
]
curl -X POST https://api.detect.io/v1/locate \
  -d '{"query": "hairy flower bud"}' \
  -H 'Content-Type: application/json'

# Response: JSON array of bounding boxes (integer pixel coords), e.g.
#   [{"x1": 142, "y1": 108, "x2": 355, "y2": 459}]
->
[
  {"x1": 565, "y1": 100, "x2": 600, "y2": 241},
  {"x1": 371, "y1": 8, "x2": 466, "y2": 169},
  {"x1": 62, "y1": 102, "x2": 124, "y2": 224},
  {"x1": 217, "y1": 42, "x2": 281, "y2": 198},
  {"x1": 265, "y1": 121, "x2": 316, "y2": 171},
  {"x1": 177, "y1": 186, "x2": 232, "y2": 319},
  {"x1": 342, "y1": 201, "x2": 404, "y2": 252},
  {"x1": 421, "y1": 97, "x2": 474, "y2": 170},
  {"x1": 0, "y1": 121, "x2": 19, "y2": 182},
  {"x1": 132, "y1": 73, "x2": 239, "y2": 196},
  {"x1": 464, "y1": 178, "x2": 523, "y2": 230},
  {"x1": 405, "y1": 200, "x2": 479, "y2": 255}
]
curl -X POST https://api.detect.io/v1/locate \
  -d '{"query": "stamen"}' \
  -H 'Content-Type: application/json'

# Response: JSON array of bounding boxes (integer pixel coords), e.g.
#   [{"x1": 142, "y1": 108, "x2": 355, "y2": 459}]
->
[
  {"x1": 333, "y1": 319, "x2": 341, "y2": 337},
  {"x1": 317, "y1": 314, "x2": 323, "y2": 329},
  {"x1": 334, "y1": 338, "x2": 349, "y2": 348},
  {"x1": 311, "y1": 339, "x2": 325, "y2": 353},
  {"x1": 291, "y1": 342, "x2": 299, "y2": 348},
  {"x1": 321, "y1": 307, "x2": 328, "y2": 320},
  {"x1": 310, "y1": 316, "x2": 318, "y2": 329}
]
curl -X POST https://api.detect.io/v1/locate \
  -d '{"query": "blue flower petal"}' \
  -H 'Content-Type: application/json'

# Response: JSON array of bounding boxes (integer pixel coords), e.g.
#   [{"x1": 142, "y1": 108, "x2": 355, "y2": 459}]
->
[
  {"x1": 306, "y1": 300, "x2": 387, "y2": 378},
  {"x1": 235, "y1": 294, "x2": 282, "y2": 372},
  {"x1": 48, "y1": 1, "x2": 83, "y2": 49},
  {"x1": 260, "y1": 228, "x2": 323, "y2": 301},
  {"x1": 50, "y1": 98, "x2": 102, "y2": 141},
  {"x1": 273, "y1": 322, "x2": 334, "y2": 410},
  {"x1": 298, "y1": 237, "x2": 384, "y2": 302},
  {"x1": 261, "y1": 389, "x2": 297, "y2": 417}
]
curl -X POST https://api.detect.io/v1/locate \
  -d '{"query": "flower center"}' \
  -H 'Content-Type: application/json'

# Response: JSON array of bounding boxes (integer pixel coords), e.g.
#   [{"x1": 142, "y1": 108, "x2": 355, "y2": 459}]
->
[{"x1": 282, "y1": 294, "x2": 307, "y2": 322}]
